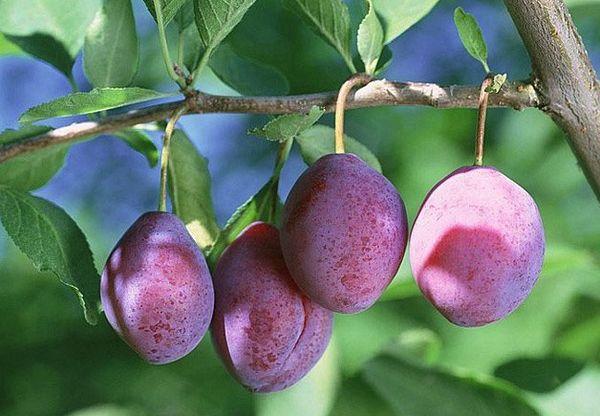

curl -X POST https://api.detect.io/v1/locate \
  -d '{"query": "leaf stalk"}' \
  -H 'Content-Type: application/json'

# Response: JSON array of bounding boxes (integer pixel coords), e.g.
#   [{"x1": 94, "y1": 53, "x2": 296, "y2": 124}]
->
[{"x1": 152, "y1": 0, "x2": 186, "y2": 88}]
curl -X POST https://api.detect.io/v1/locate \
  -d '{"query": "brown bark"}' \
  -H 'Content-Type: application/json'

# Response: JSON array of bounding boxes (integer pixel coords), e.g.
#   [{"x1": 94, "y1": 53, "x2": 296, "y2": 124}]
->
[{"x1": 504, "y1": 0, "x2": 600, "y2": 199}]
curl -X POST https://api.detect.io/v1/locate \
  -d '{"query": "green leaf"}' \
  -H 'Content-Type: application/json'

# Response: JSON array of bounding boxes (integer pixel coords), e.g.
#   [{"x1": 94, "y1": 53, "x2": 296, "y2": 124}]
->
[
  {"x1": 216, "y1": 0, "x2": 351, "y2": 93},
  {"x1": 553, "y1": 295, "x2": 600, "y2": 363},
  {"x1": 0, "y1": 0, "x2": 101, "y2": 74},
  {"x1": 114, "y1": 129, "x2": 159, "y2": 167},
  {"x1": 181, "y1": 23, "x2": 205, "y2": 71},
  {"x1": 0, "y1": 188, "x2": 100, "y2": 324},
  {"x1": 66, "y1": 404, "x2": 144, "y2": 416},
  {"x1": 372, "y1": 0, "x2": 439, "y2": 44},
  {"x1": 210, "y1": 43, "x2": 290, "y2": 95},
  {"x1": 364, "y1": 355, "x2": 540, "y2": 416},
  {"x1": 285, "y1": 0, "x2": 355, "y2": 72},
  {"x1": 453, "y1": 7, "x2": 490, "y2": 73},
  {"x1": 565, "y1": 0, "x2": 600, "y2": 6},
  {"x1": 206, "y1": 178, "x2": 279, "y2": 268},
  {"x1": 384, "y1": 328, "x2": 443, "y2": 366},
  {"x1": 374, "y1": 45, "x2": 393, "y2": 76},
  {"x1": 0, "y1": 33, "x2": 23, "y2": 56},
  {"x1": 193, "y1": 0, "x2": 258, "y2": 61},
  {"x1": 335, "y1": 302, "x2": 421, "y2": 376},
  {"x1": 493, "y1": 357, "x2": 585, "y2": 393},
  {"x1": 296, "y1": 125, "x2": 382, "y2": 172},
  {"x1": 167, "y1": 129, "x2": 220, "y2": 251},
  {"x1": 20, "y1": 88, "x2": 171, "y2": 124},
  {"x1": 249, "y1": 106, "x2": 325, "y2": 143},
  {"x1": 357, "y1": 0, "x2": 385, "y2": 75},
  {"x1": 143, "y1": 0, "x2": 190, "y2": 26},
  {"x1": 0, "y1": 126, "x2": 68, "y2": 191},
  {"x1": 531, "y1": 366, "x2": 600, "y2": 416},
  {"x1": 175, "y1": 1, "x2": 196, "y2": 31},
  {"x1": 5, "y1": 33, "x2": 75, "y2": 76},
  {"x1": 84, "y1": 0, "x2": 139, "y2": 88},
  {"x1": 330, "y1": 375, "x2": 395, "y2": 416}
]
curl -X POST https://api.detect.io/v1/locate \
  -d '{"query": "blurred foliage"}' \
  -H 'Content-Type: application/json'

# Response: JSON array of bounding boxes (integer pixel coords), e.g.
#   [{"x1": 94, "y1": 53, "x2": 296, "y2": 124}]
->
[
  {"x1": 0, "y1": 0, "x2": 599, "y2": 415},
  {"x1": 2, "y1": 102, "x2": 599, "y2": 415},
  {"x1": 494, "y1": 357, "x2": 585, "y2": 393}
]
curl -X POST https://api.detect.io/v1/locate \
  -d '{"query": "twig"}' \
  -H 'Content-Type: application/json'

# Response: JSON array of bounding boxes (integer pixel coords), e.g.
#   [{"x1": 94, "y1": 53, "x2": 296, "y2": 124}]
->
[{"x1": 0, "y1": 80, "x2": 541, "y2": 163}]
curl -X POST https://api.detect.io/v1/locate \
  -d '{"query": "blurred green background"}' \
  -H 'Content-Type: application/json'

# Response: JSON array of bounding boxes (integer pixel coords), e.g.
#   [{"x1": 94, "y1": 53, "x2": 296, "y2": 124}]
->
[{"x1": 0, "y1": 0, "x2": 599, "y2": 415}]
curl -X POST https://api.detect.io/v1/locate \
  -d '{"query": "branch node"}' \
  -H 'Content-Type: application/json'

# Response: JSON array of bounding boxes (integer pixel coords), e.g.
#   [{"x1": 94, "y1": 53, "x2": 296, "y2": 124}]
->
[{"x1": 183, "y1": 90, "x2": 202, "y2": 114}]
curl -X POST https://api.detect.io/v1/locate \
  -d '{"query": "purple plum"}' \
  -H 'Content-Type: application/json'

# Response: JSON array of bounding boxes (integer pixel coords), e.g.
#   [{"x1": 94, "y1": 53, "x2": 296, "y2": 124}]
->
[
  {"x1": 101, "y1": 212, "x2": 214, "y2": 364},
  {"x1": 212, "y1": 222, "x2": 332, "y2": 393},
  {"x1": 280, "y1": 154, "x2": 408, "y2": 313}
]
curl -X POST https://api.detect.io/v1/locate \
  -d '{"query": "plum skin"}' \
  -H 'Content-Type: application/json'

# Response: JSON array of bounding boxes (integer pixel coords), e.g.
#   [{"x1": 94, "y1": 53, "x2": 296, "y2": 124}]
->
[
  {"x1": 280, "y1": 153, "x2": 408, "y2": 313},
  {"x1": 212, "y1": 222, "x2": 333, "y2": 393},
  {"x1": 410, "y1": 166, "x2": 545, "y2": 327},
  {"x1": 101, "y1": 212, "x2": 214, "y2": 364}
]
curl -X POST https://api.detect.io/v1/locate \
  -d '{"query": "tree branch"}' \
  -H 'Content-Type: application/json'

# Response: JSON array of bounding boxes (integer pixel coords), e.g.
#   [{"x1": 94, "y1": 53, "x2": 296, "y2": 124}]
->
[
  {"x1": 0, "y1": 80, "x2": 540, "y2": 163},
  {"x1": 504, "y1": 0, "x2": 600, "y2": 200}
]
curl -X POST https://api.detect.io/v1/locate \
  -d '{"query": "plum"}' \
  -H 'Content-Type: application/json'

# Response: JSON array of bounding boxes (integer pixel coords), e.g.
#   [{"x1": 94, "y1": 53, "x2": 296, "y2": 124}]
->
[
  {"x1": 212, "y1": 222, "x2": 332, "y2": 393},
  {"x1": 101, "y1": 212, "x2": 214, "y2": 364},
  {"x1": 280, "y1": 154, "x2": 408, "y2": 313},
  {"x1": 410, "y1": 166, "x2": 545, "y2": 327}
]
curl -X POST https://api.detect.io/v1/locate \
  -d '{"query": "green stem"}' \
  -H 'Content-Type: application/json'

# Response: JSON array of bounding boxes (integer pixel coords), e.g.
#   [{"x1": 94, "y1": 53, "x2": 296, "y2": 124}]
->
[
  {"x1": 152, "y1": 0, "x2": 185, "y2": 88},
  {"x1": 158, "y1": 105, "x2": 188, "y2": 212},
  {"x1": 268, "y1": 139, "x2": 293, "y2": 221},
  {"x1": 272, "y1": 139, "x2": 293, "y2": 180},
  {"x1": 483, "y1": 61, "x2": 491, "y2": 75},
  {"x1": 190, "y1": 49, "x2": 211, "y2": 89},
  {"x1": 177, "y1": 30, "x2": 186, "y2": 69}
]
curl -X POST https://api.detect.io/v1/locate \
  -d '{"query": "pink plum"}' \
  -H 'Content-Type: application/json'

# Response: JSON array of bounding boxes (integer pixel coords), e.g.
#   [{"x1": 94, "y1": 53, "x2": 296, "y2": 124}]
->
[{"x1": 410, "y1": 166, "x2": 545, "y2": 327}]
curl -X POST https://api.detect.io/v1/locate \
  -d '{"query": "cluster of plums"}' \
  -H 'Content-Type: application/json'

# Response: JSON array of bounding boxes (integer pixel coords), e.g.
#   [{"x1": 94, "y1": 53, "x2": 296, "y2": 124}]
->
[{"x1": 100, "y1": 153, "x2": 545, "y2": 392}]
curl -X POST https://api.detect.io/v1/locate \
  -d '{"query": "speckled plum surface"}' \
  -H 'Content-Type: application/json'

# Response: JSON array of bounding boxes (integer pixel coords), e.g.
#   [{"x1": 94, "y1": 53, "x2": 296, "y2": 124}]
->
[
  {"x1": 410, "y1": 166, "x2": 545, "y2": 327},
  {"x1": 280, "y1": 154, "x2": 408, "y2": 313},
  {"x1": 101, "y1": 212, "x2": 214, "y2": 364},
  {"x1": 212, "y1": 222, "x2": 332, "y2": 393}
]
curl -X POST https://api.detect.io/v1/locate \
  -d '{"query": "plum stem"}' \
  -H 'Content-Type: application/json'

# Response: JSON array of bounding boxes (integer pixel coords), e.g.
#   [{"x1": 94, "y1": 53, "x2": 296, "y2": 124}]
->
[
  {"x1": 474, "y1": 76, "x2": 493, "y2": 166},
  {"x1": 335, "y1": 74, "x2": 373, "y2": 154},
  {"x1": 267, "y1": 139, "x2": 293, "y2": 221},
  {"x1": 158, "y1": 105, "x2": 188, "y2": 212}
]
